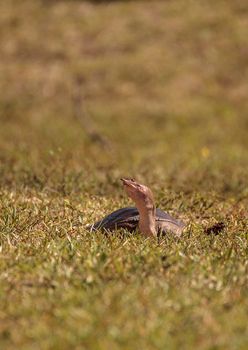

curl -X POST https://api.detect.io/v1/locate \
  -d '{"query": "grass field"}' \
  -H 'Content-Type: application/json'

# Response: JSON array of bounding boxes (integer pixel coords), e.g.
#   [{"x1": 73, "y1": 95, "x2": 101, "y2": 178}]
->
[{"x1": 0, "y1": 1, "x2": 248, "y2": 349}]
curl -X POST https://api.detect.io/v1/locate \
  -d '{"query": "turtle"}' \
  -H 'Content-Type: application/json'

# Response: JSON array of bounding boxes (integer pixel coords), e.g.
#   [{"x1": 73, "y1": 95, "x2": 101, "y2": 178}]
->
[{"x1": 87, "y1": 178, "x2": 185, "y2": 237}]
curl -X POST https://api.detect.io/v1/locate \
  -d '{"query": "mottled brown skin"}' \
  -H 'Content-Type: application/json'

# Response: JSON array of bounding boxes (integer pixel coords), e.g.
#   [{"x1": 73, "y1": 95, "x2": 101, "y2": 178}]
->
[
  {"x1": 121, "y1": 178, "x2": 157, "y2": 237},
  {"x1": 87, "y1": 178, "x2": 185, "y2": 237}
]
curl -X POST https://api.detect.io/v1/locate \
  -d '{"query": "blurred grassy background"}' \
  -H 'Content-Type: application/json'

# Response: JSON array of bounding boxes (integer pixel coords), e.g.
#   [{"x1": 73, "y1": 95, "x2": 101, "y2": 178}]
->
[
  {"x1": 0, "y1": 1, "x2": 247, "y2": 349},
  {"x1": 1, "y1": 0, "x2": 247, "y2": 194}
]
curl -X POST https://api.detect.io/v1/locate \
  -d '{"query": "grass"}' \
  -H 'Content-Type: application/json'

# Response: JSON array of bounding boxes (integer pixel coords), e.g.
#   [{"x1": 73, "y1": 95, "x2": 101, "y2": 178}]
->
[{"x1": 0, "y1": 0, "x2": 248, "y2": 349}]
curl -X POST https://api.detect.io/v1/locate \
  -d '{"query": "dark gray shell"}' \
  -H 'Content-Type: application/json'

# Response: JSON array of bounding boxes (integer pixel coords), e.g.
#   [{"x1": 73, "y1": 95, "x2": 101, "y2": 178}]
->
[{"x1": 87, "y1": 206, "x2": 185, "y2": 237}]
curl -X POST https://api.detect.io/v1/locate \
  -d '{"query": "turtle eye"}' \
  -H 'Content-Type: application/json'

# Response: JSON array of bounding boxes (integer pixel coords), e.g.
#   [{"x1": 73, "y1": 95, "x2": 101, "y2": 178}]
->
[{"x1": 130, "y1": 178, "x2": 135, "y2": 182}]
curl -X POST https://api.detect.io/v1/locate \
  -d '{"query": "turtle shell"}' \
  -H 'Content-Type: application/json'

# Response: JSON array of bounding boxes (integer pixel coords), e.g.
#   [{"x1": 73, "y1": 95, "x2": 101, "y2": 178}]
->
[{"x1": 87, "y1": 206, "x2": 185, "y2": 236}]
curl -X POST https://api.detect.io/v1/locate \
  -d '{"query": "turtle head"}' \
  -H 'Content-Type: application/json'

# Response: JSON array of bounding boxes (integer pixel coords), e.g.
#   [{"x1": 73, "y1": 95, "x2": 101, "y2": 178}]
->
[{"x1": 120, "y1": 178, "x2": 155, "y2": 210}]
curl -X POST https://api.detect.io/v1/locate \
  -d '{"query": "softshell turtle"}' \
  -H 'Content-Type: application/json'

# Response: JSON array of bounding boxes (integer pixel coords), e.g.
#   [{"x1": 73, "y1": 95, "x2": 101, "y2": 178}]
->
[{"x1": 87, "y1": 178, "x2": 185, "y2": 237}]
